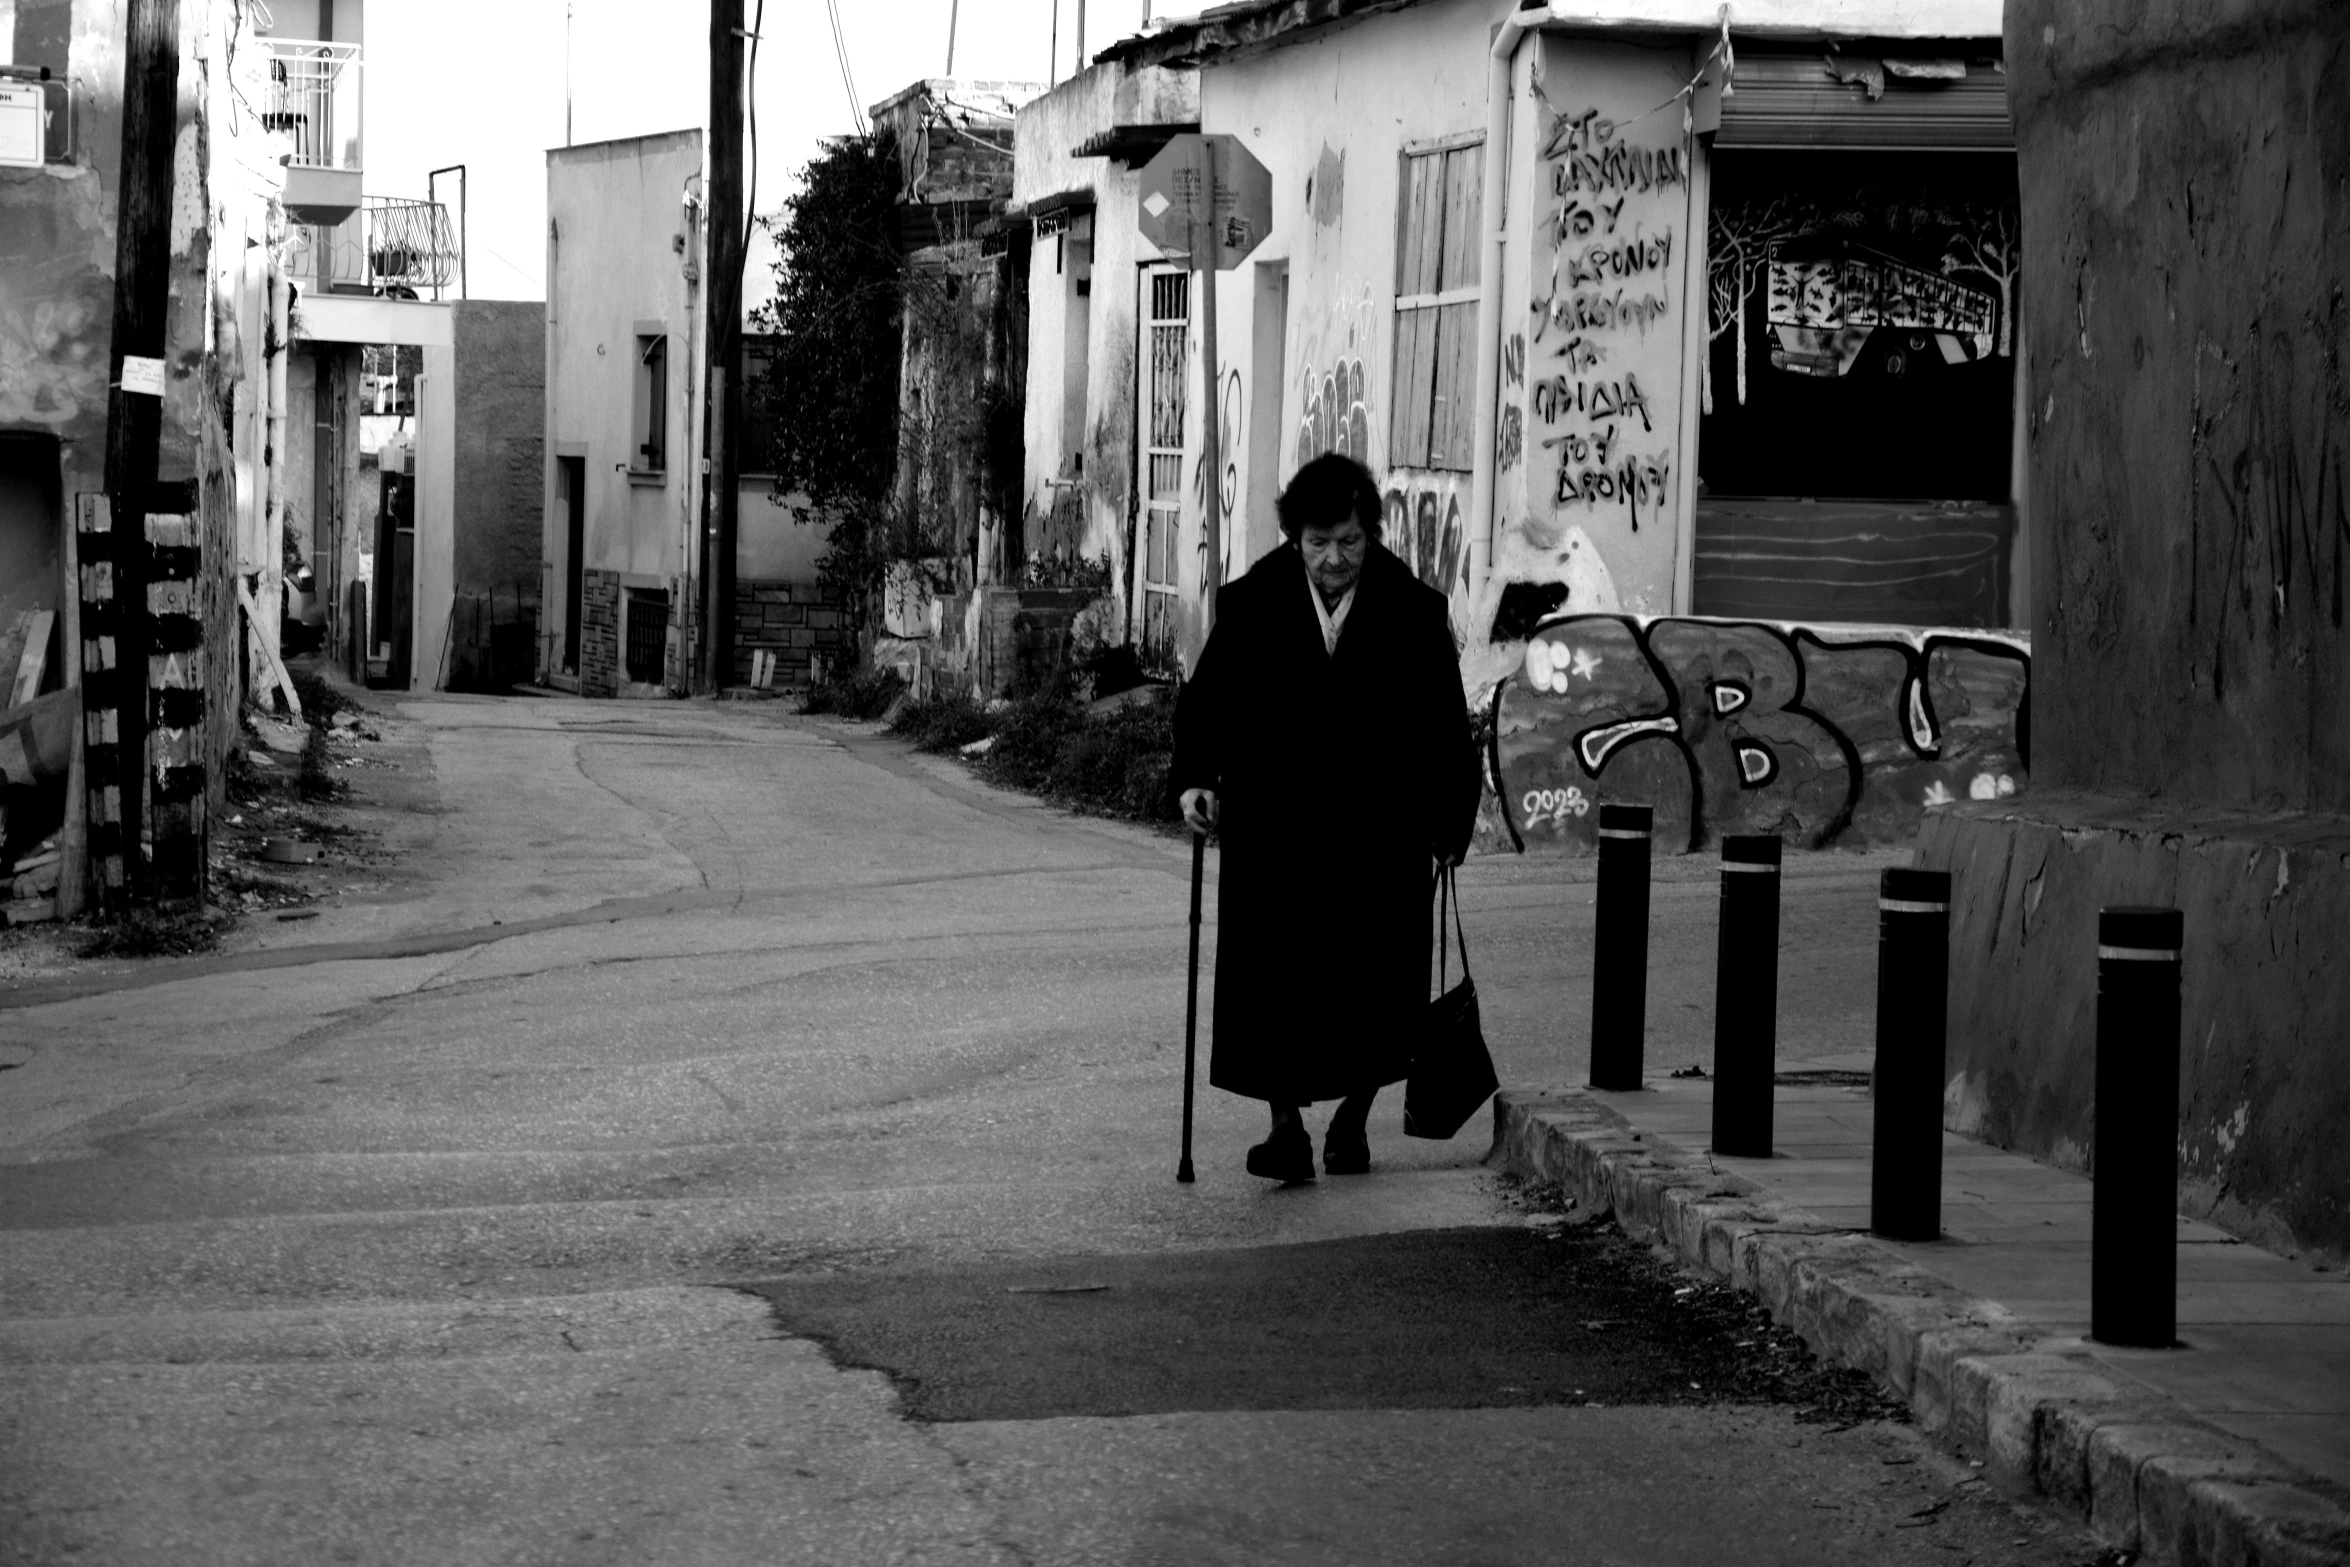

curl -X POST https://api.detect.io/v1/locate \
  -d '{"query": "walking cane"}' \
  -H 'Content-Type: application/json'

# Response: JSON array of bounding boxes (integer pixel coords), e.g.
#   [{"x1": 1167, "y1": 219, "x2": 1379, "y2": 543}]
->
[{"x1": 1178, "y1": 829, "x2": 1205, "y2": 1184}]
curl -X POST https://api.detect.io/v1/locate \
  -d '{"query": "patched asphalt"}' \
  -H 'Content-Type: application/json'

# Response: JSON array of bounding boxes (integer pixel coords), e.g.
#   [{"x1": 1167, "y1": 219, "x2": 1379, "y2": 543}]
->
[{"x1": 747, "y1": 1215, "x2": 1896, "y2": 1425}]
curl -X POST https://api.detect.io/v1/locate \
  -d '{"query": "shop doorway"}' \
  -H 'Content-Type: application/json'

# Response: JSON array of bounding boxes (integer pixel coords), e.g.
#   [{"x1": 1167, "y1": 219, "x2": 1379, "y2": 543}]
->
[{"x1": 1694, "y1": 145, "x2": 2021, "y2": 628}]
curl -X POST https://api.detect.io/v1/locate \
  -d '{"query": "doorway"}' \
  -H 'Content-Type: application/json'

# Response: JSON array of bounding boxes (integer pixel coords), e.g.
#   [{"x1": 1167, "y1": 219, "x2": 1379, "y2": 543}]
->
[{"x1": 558, "y1": 455, "x2": 586, "y2": 674}]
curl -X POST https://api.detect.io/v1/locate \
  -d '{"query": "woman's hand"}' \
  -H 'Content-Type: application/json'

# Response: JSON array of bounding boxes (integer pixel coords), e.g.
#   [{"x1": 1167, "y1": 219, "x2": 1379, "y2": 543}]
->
[{"x1": 1180, "y1": 788, "x2": 1219, "y2": 835}]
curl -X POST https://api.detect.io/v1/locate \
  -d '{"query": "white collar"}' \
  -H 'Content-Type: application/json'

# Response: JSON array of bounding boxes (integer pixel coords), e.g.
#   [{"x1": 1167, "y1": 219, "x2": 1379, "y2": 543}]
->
[{"x1": 1305, "y1": 567, "x2": 1355, "y2": 655}]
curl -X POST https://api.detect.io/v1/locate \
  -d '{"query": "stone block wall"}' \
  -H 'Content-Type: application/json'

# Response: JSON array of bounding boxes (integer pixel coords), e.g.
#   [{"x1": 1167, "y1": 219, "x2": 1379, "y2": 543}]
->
[
  {"x1": 731, "y1": 579, "x2": 847, "y2": 688},
  {"x1": 579, "y1": 570, "x2": 621, "y2": 698},
  {"x1": 1921, "y1": 794, "x2": 2350, "y2": 1267}
]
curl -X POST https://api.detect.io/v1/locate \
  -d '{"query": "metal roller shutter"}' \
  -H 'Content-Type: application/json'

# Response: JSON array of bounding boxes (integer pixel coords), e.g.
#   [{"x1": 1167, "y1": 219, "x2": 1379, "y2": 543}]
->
[{"x1": 1716, "y1": 54, "x2": 2012, "y2": 150}]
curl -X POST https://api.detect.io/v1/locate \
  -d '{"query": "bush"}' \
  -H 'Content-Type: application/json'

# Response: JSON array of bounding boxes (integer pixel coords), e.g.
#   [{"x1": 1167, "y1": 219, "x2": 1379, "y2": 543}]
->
[
  {"x1": 979, "y1": 684, "x2": 1179, "y2": 825},
  {"x1": 888, "y1": 693, "x2": 993, "y2": 753},
  {"x1": 800, "y1": 666, "x2": 905, "y2": 719}
]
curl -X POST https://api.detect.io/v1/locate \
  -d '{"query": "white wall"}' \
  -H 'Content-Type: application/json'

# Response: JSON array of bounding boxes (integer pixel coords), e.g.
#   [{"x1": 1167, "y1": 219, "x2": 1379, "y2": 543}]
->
[
  {"x1": 412, "y1": 345, "x2": 456, "y2": 691},
  {"x1": 736, "y1": 482, "x2": 829, "y2": 582},
  {"x1": 1195, "y1": 0, "x2": 1501, "y2": 660},
  {"x1": 1014, "y1": 62, "x2": 1199, "y2": 640}
]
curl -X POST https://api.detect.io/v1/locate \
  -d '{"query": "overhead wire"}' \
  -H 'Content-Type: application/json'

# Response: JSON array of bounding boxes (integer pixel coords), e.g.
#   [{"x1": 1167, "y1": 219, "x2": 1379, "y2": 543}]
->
[
  {"x1": 744, "y1": 0, "x2": 763, "y2": 253},
  {"x1": 824, "y1": 0, "x2": 867, "y2": 136}
]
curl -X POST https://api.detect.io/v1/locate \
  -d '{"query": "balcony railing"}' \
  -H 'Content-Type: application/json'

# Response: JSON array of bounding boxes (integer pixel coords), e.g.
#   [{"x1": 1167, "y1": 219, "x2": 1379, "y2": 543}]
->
[
  {"x1": 263, "y1": 38, "x2": 361, "y2": 171},
  {"x1": 288, "y1": 198, "x2": 457, "y2": 299}
]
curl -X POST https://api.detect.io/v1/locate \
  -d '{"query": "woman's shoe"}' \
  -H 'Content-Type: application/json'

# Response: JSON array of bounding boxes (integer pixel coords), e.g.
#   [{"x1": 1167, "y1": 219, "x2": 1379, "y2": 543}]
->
[
  {"x1": 1245, "y1": 1124, "x2": 1316, "y2": 1183},
  {"x1": 1322, "y1": 1130, "x2": 1370, "y2": 1175}
]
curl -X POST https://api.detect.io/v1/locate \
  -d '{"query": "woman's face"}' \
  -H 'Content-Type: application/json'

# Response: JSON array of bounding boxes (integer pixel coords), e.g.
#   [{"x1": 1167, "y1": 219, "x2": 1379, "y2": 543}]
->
[{"x1": 1300, "y1": 519, "x2": 1369, "y2": 599}]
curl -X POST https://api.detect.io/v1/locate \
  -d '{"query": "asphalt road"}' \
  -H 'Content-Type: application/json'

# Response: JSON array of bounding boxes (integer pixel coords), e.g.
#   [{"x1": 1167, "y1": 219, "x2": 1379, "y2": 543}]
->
[{"x1": 0, "y1": 691, "x2": 2108, "y2": 1565}]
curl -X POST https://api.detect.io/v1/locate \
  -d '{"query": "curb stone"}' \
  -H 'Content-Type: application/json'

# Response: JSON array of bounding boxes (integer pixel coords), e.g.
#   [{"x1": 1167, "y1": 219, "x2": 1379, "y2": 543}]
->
[{"x1": 1490, "y1": 1089, "x2": 2350, "y2": 1566}]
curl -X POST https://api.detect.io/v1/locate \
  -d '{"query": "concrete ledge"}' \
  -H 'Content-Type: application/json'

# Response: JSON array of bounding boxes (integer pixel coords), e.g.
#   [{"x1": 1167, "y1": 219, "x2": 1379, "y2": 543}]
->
[
  {"x1": 1491, "y1": 1090, "x2": 2350, "y2": 1565},
  {"x1": 1921, "y1": 791, "x2": 2350, "y2": 1266}
]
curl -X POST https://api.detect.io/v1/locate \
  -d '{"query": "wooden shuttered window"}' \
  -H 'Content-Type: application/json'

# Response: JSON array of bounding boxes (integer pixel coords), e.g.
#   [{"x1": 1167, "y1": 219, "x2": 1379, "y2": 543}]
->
[{"x1": 1389, "y1": 140, "x2": 1483, "y2": 473}]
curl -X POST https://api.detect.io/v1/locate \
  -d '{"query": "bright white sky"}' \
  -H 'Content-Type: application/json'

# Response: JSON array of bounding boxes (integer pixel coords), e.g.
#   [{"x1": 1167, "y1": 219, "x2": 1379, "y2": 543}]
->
[{"x1": 364, "y1": 0, "x2": 1202, "y2": 302}]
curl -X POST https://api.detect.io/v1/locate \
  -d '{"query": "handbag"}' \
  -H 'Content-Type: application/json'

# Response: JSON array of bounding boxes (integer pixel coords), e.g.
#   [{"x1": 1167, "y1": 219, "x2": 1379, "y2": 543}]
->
[{"x1": 1403, "y1": 863, "x2": 1499, "y2": 1139}]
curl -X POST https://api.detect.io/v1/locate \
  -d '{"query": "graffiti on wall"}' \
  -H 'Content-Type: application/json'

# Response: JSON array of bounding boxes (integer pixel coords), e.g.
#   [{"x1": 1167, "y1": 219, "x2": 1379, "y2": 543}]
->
[
  {"x1": 1524, "y1": 102, "x2": 1687, "y2": 542},
  {"x1": 1295, "y1": 279, "x2": 1379, "y2": 473},
  {"x1": 1489, "y1": 613, "x2": 2029, "y2": 853},
  {"x1": 1384, "y1": 478, "x2": 1468, "y2": 598}
]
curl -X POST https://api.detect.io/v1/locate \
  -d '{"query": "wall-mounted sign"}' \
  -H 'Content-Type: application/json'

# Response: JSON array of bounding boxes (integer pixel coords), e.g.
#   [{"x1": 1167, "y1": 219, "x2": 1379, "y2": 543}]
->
[{"x1": 0, "y1": 83, "x2": 42, "y2": 168}]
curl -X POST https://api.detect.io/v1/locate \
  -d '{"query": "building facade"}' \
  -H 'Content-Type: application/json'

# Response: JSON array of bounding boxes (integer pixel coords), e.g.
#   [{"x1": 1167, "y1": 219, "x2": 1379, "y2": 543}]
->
[
  {"x1": 3, "y1": 0, "x2": 291, "y2": 912},
  {"x1": 542, "y1": 130, "x2": 835, "y2": 698},
  {"x1": 1078, "y1": 0, "x2": 2028, "y2": 854}
]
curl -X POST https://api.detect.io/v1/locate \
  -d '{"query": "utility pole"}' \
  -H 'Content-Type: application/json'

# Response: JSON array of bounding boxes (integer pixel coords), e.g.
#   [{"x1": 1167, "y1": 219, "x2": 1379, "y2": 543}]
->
[
  {"x1": 99, "y1": 0, "x2": 183, "y2": 904},
  {"x1": 701, "y1": 0, "x2": 746, "y2": 692}
]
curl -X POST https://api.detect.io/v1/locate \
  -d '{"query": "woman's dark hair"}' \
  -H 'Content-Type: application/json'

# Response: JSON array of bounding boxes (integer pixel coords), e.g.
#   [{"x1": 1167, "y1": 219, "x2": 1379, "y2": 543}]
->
[{"x1": 1276, "y1": 452, "x2": 1383, "y2": 540}]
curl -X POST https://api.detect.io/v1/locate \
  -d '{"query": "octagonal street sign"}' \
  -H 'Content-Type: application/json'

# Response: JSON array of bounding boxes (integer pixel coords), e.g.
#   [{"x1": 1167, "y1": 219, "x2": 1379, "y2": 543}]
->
[{"x1": 1137, "y1": 133, "x2": 1273, "y2": 272}]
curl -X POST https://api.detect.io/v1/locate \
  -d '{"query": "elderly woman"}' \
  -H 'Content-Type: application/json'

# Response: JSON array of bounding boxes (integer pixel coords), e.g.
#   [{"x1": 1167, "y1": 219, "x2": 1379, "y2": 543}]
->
[{"x1": 1172, "y1": 453, "x2": 1482, "y2": 1183}]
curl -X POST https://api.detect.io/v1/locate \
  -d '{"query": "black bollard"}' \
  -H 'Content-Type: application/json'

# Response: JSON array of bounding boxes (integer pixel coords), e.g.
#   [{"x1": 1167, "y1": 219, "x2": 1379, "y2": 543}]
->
[
  {"x1": 1710, "y1": 834, "x2": 1782, "y2": 1158},
  {"x1": 2092, "y1": 905, "x2": 2184, "y2": 1348},
  {"x1": 1870, "y1": 867, "x2": 1953, "y2": 1240},
  {"x1": 1587, "y1": 803, "x2": 1655, "y2": 1091}
]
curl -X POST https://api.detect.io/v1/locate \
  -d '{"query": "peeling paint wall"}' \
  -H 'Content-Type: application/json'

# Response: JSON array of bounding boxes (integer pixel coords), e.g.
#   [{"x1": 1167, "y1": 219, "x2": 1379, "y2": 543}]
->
[{"x1": 1194, "y1": 0, "x2": 1499, "y2": 666}]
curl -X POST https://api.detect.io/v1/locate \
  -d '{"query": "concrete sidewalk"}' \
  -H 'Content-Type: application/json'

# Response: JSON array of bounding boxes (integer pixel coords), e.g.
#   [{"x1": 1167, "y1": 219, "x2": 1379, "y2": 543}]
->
[{"x1": 1493, "y1": 1060, "x2": 2350, "y2": 1566}]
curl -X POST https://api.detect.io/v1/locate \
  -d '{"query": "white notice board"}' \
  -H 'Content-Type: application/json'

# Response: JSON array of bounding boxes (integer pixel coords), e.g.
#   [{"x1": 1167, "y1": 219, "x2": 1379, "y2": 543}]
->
[{"x1": 0, "y1": 83, "x2": 41, "y2": 168}]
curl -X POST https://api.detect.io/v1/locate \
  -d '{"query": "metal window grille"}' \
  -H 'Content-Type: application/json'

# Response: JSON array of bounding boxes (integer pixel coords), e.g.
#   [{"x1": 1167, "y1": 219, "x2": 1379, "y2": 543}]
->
[
  {"x1": 1143, "y1": 270, "x2": 1189, "y2": 591},
  {"x1": 624, "y1": 589, "x2": 670, "y2": 685}
]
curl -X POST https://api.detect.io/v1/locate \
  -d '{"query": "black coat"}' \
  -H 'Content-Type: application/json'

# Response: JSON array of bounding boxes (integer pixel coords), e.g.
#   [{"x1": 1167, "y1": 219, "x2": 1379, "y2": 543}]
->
[{"x1": 1171, "y1": 542, "x2": 1481, "y2": 1105}]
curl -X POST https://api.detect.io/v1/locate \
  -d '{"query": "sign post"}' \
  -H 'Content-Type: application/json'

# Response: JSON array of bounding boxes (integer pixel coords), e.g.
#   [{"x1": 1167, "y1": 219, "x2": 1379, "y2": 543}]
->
[{"x1": 1137, "y1": 133, "x2": 1272, "y2": 632}]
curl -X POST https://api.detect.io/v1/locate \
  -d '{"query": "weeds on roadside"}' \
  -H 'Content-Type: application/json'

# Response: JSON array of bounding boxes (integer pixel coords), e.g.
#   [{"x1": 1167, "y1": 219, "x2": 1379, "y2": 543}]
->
[
  {"x1": 75, "y1": 904, "x2": 225, "y2": 959},
  {"x1": 297, "y1": 726, "x2": 343, "y2": 801},
  {"x1": 888, "y1": 693, "x2": 993, "y2": 753},
  {"x1": 800, "y1": 667, "x2": 905, "y2": 719}
]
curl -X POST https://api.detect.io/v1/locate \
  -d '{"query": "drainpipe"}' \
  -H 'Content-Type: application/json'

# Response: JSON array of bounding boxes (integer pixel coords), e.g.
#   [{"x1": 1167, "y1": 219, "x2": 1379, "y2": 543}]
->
[
  {"x1": 261, "y1": 265, "x2": 291, "y2": 692},
  {"x1": 1467, "y1": 3, "x2": 1541, "y2": 631}
]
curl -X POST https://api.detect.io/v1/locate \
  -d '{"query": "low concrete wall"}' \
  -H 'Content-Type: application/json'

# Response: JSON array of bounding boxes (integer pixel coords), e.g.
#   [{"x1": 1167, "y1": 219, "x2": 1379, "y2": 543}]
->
[
  {"x1": 1490, "y1": 614, "x2": 2029, "y2": 855},
  {"x1": 1919, "y1": 793, "x2": 2350, "y2": 1266}
]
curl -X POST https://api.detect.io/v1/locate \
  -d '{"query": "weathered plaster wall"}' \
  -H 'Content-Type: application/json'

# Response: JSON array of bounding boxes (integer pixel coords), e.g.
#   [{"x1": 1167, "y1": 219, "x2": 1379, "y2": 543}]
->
[
  {"x1": 1921, "y1": 797, "x2": 2350, "y2": 1264},
  {"x1": 1013, "y1": 60, "x2": 1196, "y2": 627},
  {"x1": 1492, "y1": 611, "x2": 2027, "y2": 854},
  {"x1": 1486, "y1": 32, "x2": 1702, "y2": 640},
  {"x1": 1917, "y1": 0, "x2": 2350, "y2": 1264},
  {"x1": 735, "y1": 482, "x2": 827, "y2": 583},
  {"x1": 2010, "y1": 0, "x2": 2350, "y2": 814},
  {"x1": 1196, "y1": 0, "x2": 1499, "y2": 663},
  {"x1": 543, "y1": 130, "x2": 706, "y2": 687}
]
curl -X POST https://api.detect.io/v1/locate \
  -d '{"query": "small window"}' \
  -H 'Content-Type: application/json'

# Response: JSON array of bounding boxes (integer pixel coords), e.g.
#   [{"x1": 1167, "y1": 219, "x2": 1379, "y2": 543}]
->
[
  {"x1": 632, "y1": 334, "x2": 668, "y2": 473},
  {"x1": 1389, "y1": 141, "x2": 1483, "y2": 473},
  {"x1": 624, "y1": 587, "x2": 670, "y2": 684}
]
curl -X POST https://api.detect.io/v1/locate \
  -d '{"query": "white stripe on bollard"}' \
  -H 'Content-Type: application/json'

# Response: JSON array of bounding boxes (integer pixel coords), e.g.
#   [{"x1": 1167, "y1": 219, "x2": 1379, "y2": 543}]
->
[{"x1": 2098, "y1": 945, "x2": 2180, "y2": 961}]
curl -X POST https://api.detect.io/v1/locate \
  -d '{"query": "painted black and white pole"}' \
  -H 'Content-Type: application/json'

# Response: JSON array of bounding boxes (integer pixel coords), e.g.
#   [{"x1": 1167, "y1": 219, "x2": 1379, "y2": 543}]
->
[
  {"x1": 2092, "y1": 905, "x2": 2184, "y2": 1348},
  {"x1": 1710, "y1": 834, "x2": 1782, "y2": 1158},
  {"x1": 1871, "y1": 867, "x2": 1953, "y2": 1240},
  {"x1": 1587, "y1": 803, "x2": 1654, "y2": 1091}
]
